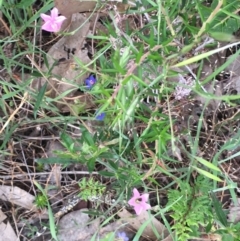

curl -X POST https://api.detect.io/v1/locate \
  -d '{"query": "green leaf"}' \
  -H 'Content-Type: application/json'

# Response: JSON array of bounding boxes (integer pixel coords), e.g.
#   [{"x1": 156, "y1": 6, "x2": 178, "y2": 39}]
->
[
  {"x1": 211, "y1": 192, "x2": 228, "y2": 227},
  {"x1": 60, "y1": 133, "x2": 75, "y2": 151},
  {"x1": 119, "y1": 47, "x2": 130, "y2": 69},
  {"x1": 99, "y1": 232, "x2": 115, "y2": 241},
  {"x1": 98, "y1": 171, "x2": 115, "y2": 177},
  {"x1": 222, "y1": 233, "x2": 234, "y2": 241},
  {"x1": 31, "y1": 70, "x2": 45, "y2": 77},
  {"x1": 193, "y1": 167, "x2": 223, "y2": 182},
  {"x1": 33, "y1": 82, "x2": 47, "y2": 119},
  {"x1": 181, "y1": 42, "x2": 195, "y2": 54},
  {"x1": 16, "y1": 0, "x2": 35, "y2": 8},
  {"x1": 209, "y1": 31, "x2": 236, "y2": 42},
  {"x1": 194, "y1": 156, "x2": 221, "y2": 172},
  {"x1": 87, "y1": 158, "x2": 96, "y2": 172},
  {"x1": 102, "y1": 138, "x2": 120, "y2": 146},
  {"x1": 82, "y1": 128, "x2": 95, "y2": 147},
  {"x1": 36, "y1": 157, "x2": 78, "y2": 164},
  {"x1": 107, "y1": 160, "x2": 118, "y2": 171},
  {"x1": 34, "y1": 181, "x2": 59, "y2": 241}
]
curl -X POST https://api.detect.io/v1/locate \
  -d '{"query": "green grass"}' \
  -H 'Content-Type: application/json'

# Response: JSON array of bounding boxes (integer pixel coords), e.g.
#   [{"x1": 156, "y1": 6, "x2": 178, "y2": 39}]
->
[{"x1": 1, "y1": 0, "x2": 240, "y2": 240}]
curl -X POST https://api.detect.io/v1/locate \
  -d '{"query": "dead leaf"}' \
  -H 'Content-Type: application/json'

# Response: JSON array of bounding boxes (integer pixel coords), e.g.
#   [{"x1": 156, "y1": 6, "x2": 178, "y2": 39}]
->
[
  {"x1": 0, "y1": 185, "x2": 37, "y2": 211},
  {"x1": 58, "y1": 209, "x2": 136, "y2": 241},
  {"x1": 226, "y1": 55, "x2": 240, "y2": 78},
  {"x1": 47, "y1": 164, "x2": 62, "y2": 206},
  {"x1": 190, "y1": 233, "x2": 222, "y2": 241},
  {"x1": 118, "y1": 208, "x2": 171, "y2": 240},
  {"x1": 0, "y1": 209, "x2": 6, "y2": 223},
  {"x1": 0, "y1": 209, "x2": 19, "y2": 241},
  {"x1": 60, "y1": 93, "x2": 95, "y2": 113},
  {"x1": 0, "y1": 222, "x2": 19, "y2": 241},
  {"x1": 44, "y1": 13, "x2": 90, "y2": 95},
  {"x1": 221, "y1": 75, "x2": 240, "y2": 95},
  {"x1": 57, "y1": 209, "x2": 99, "y2": 241},
  {"x1": 228, "y1": 198, "x2": 240, "y2": 223},
  {"x1": 54, "y1": 0, "x2": 135, "y2": 18},
  {"x1": 32, "y1": 13, "x2": 94, "y2": 112}
]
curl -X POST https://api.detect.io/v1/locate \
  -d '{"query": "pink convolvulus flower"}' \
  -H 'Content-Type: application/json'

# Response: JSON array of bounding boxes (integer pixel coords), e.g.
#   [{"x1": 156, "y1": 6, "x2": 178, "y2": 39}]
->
[
  {"x1": 128, "y1": 188, "x2": 151, "y2": 215},
  {"x1": 40, "y1": 7, "x2": 66, "y2": 33}
]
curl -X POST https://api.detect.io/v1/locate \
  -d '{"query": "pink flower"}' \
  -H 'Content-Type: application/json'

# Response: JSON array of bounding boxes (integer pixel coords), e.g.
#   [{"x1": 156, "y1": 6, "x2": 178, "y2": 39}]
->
[
  {"x1": 128, "y1": 188, "x2": 151, "y2": 215},
  {"x1": 40, "y1": 7, "x2": 66, "y2": 33}
]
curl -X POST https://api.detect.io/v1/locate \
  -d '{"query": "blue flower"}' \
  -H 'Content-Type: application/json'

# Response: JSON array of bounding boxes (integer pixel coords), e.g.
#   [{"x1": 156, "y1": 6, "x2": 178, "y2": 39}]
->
[
  {"x1": 116, "y1": 232, "x2": 129, "y2": 241},
  {"x1": 85, "y1": 75, "x2": 96, "y2": 89},
  {"x1": 95, "y1": 112, "x2": 106, "y2": 121}
]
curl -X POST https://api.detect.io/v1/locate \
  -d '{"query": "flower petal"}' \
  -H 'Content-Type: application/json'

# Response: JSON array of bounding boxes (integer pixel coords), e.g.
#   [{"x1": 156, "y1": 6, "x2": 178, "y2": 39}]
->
[
  {"x1": 56, "y1": 22, "x2": 64, "y2": 32},
  {"x1": 55, "y1": 16, "x2": 67, "y2": 23},
  {"x1": 41, "y1": 22, "x2": 54, "y2": 32},
  {"x1": 134, "y1": 205, "x2": 143, "y2": 215},
  {"x1": 141, "y1": 202, "x2": 151, "y2": 211},
  {"x1": 96, "y1": 112, "x2": 106, "y2": 121},
  {"x1": 117, "y1": 232, "x2": 129, "y2": 241},
  {"x1": 40, "y1": 13, "x2": 51, "y2": 22},
  {"x1": 85, "y1": 75, "x2": 97, "y2": 89},
  {"x1": 128, "y1": 196, "x2": 137, "y2": 206},
  {"x1": 141, "y1": 193, "x2": 149, "y2": 202},
  {"x1": 132, "y1": 188, "x2": 141, "y2": 199},
  {"x1": 51, "y1": 7, "x2": 59, "y2": 18}
]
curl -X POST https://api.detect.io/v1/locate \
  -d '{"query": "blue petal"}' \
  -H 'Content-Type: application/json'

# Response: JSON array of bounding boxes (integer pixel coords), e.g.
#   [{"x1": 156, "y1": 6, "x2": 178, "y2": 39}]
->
[
  {"x1": 85, "y1": 75, "x2": 97, "y2": 89},
  {"x1": 95, "y1": 112, "x2": 106, "y2": 121},
  {"x1": 116, "y1": 231, "x2": 129, "y2": 241}
]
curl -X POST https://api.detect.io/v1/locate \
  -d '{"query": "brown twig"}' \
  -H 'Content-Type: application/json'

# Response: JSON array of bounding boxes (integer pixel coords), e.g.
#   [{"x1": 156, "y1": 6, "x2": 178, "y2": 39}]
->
[
  {"x1": 0, "y1": 92, "x2": 28, "y2": 135},
  {"x1": 0, "y1": 16, "x2": 12, "y2": 35}
]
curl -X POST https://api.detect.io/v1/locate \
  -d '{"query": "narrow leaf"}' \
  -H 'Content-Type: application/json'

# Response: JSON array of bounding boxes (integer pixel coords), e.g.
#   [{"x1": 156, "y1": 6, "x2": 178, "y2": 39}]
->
[
  {"x1": 60, "y1": 133, "x2": 74, "y2": 150},
  {"x1": 173, "y1": 41, "x2": 240, "y2": 67},
  {"x1": 36, "y1": 157, "x2": 78, "y2": 164},
  {"x1": 195, "y1": 156, "x2": 221, "y2": 172},
  {"x1": 34, "y1": 181, "x2": 59, "y2": 241},
  {"x1": 107, "y1": 160, "x2": 118, "y2": 171},
  {"x1": 98, "y1": 171, "x2": 115, "y2": 177},
  {"x1": 211, "y1": 192, "x2": 228, "y2": 226},
  {"x1": 193, "y1": 167, "x2": 222, "y2": 182},
  {"x1": 33, "y1": 82, "x2": 47, "y2": 119}
]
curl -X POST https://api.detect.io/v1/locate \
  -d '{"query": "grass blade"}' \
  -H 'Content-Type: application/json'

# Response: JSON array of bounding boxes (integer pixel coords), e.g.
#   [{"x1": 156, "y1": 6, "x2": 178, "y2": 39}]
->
[{"x1": 33, "y1": 82, "x2": 47, "y2": 119}]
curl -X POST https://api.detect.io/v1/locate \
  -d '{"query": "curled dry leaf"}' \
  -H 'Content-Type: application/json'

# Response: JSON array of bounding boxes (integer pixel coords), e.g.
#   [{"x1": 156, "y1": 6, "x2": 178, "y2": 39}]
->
[
  {"x1": 118, "y1": 208, "x2": 172, "y2": 241},
  {"x1": 0, "y1": 185, "x2": 38, "y2": 211},
  {"x1": 47, "y1": 164, "x2": 62, "y2": 206}
]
